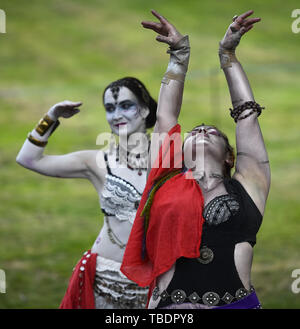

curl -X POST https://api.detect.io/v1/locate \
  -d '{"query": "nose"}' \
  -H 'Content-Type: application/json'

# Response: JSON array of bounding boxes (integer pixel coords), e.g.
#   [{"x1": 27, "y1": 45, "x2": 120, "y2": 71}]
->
[
  {"x1": 196, "y1": 128, "x2": 208, "y2": 136},
  {"x1": 112, "y1": 107, "x2": 123, "y2": 121}
]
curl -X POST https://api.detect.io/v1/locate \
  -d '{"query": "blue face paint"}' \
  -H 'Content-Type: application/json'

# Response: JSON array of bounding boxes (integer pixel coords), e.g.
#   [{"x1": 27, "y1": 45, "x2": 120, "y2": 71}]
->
[{"x1": 104, "y1": 86, "x2": 148, "y2": 136}]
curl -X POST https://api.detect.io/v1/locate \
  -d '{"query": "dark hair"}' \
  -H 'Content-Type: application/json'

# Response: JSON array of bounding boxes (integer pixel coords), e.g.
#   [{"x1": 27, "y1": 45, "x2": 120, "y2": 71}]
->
[
  {"x1": 102, "y1": 77, "x2": 157, "y2": 129},
  {"x1": 216, "y1": 127, "x2": 235, "y2": 178}
]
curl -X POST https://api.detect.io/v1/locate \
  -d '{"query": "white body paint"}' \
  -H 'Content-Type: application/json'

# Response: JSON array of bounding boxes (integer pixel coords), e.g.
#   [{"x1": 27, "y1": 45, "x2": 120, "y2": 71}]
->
[{"x1": 16, "y1": 87, "x2": 150, "y2": 266}]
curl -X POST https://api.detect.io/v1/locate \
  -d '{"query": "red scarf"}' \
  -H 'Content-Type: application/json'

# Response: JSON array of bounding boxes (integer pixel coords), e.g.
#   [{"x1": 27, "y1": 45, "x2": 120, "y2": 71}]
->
[{"x1": 121, "y1": 124, "x2": 205, "y2": 301}]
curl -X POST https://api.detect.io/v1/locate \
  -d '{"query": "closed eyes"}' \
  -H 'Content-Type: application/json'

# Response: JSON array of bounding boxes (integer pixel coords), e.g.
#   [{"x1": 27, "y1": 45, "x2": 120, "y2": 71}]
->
[{"x1": 187, "y1": 127, "x2": 222, "y2": 137}]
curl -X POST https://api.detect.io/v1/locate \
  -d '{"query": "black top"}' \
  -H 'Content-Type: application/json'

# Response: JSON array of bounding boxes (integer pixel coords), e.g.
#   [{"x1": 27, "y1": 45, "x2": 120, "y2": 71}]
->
[{"x1": 157, "y1": 178, "x2": 263, "y2": 308}]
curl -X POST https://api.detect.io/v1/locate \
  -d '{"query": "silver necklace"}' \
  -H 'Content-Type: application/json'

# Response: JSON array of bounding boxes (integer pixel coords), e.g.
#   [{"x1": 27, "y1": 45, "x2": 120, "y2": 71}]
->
[
  {"x1": 105, "y1": 217, "x2": 126, "y2": 249},
  {"x1": 117, "y1": 134, "x2": 150, "y2": 176}
]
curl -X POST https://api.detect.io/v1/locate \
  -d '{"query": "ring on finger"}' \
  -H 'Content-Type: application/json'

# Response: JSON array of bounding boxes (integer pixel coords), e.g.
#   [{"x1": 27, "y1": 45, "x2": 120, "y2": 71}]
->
[{"x1": 232, "y1": 15, "x2": 238, "y2": 22}]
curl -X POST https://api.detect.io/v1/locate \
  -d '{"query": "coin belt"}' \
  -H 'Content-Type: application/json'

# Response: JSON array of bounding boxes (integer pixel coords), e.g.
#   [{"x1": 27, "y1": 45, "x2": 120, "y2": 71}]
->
[{"x1": 152, "y1": 286, "x2": 255, "y2": 307}]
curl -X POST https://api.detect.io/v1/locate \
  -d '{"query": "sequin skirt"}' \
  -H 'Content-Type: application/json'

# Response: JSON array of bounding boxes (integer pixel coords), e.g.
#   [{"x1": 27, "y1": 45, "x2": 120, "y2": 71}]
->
[{"x1": 93, "y1": 256, "x2": 148, "y2": 309}]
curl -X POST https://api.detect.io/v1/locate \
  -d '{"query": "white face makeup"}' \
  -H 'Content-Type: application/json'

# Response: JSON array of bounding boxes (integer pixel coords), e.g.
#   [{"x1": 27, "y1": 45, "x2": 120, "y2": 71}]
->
[{"x1": 104, "y1": 86, "x2": 149, "y2": 136}]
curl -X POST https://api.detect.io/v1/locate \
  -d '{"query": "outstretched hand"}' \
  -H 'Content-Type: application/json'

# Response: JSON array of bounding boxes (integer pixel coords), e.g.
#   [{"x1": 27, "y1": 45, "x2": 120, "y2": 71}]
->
[
  {"x1": 141, "y1": 10, "x2": 183, "y2": 47},
  {"x1": 49, "y1": 100, "x2": 82, "y2": 119},
  {"x1": 220, "y1": 10, "x2": 261, "y2": 51}
]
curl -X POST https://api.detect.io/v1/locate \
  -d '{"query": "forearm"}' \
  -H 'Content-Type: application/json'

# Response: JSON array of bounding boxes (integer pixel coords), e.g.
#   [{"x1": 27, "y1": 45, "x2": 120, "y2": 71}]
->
[
  {"x1": 221, "y1": 55, "x2": 254, "y2": 108},
  {"x1": 156, "y1": 35, "x2": 190, "y2": 132},
  {"x1": 156, "y1": 80, "x2": 183, "y2": 127},
  {"x1": 218, "y1": 14, "x2": 264, "y2": 121},
  {"x1": 16, "y1": 109, "x2": 60, "y2": 169},
  {"x1": 219, "y1": 26, "x2": 269, "y2": 184}
]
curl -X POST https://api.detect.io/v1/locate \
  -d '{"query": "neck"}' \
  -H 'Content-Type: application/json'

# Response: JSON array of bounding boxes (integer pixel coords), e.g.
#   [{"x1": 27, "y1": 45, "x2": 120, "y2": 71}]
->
[
  {"x1": 118, "y1": 131, "x2": 149, "y2": 154},
  {"x1": 191, "y1": 155, "x2": 224, "y2": 192}
]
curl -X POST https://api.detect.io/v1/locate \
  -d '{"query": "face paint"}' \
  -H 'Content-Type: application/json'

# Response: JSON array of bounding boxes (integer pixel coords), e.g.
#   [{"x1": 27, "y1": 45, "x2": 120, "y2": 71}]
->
[
  {"x1": 111, "y1": 86, "x2": 120, "y2": 101},
  {"x1": 183, "y1": 125, "x2": 227, "y2": 167},
  {"x1": 104, "y1": 86, "x2": 148, "y2": 136}
]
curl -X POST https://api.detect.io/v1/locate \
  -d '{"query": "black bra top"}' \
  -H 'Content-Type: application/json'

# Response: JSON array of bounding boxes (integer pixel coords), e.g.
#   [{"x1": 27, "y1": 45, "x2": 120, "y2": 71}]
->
[
  {"x1": 203, "y1": 194, "x2": 240, "y2": 226},
  {"x1": 201, "y1": 177, "x2": 263, "y2": 247}
]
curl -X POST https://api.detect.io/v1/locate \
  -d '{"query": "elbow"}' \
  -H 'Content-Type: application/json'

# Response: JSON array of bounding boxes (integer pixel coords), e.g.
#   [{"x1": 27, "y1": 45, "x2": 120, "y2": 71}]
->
[
  {"x1": 155, "y1": 113, "x2": 178, "y2": 133},
  {"x1": 16, "y1": 154, "x2": 35, "y2": 170},
  {"x1": 16, "y1": 153, "x2": 24, "y2": 166}
]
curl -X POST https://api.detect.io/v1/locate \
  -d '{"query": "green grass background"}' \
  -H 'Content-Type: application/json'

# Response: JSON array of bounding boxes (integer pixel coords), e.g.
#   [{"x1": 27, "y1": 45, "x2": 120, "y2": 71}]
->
[{"x1": 0, "y1": 0, "x2": 300, "y2": 308}]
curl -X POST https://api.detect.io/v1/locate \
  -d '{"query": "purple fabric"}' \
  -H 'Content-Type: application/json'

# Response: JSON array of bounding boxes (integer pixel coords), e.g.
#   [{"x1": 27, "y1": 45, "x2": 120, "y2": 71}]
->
[
  {"x1": 159, "y1": 291, "x2": 261, "y2": 310},
  {"x1": 215, "y1": 291, "x2": 261, "y2": 309}
]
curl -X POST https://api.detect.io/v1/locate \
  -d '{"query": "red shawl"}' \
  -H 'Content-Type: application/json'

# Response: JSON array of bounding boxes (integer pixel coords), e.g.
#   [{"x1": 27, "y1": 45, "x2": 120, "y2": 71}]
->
[{"x1": 120, "y1": 124, "x2": 205, "y2": 293}]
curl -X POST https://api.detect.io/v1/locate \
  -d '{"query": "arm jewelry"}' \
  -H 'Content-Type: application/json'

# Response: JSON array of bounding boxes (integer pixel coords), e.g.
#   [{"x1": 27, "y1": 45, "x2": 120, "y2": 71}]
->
[
  {"x1": 219, "y1": 24, "x2": 265, "y2": 121},
  {"x1": 148, "y1": 34, "x2": 190, "y2": 172},
  {"x1": 27, "y1": 111, "x2": 60, "y2": 148},
  {"x1": 162, "y1": 35, "x2": 190, "y2": 85}
]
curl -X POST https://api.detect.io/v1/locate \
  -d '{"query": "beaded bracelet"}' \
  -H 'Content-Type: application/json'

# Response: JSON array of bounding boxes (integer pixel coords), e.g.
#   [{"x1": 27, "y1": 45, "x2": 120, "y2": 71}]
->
[{"x1": 229, "y1": 101, "x2": 265, "y2": 123}]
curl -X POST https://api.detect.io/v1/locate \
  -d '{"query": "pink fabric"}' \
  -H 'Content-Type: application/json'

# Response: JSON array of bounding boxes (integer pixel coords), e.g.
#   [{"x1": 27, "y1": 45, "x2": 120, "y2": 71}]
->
[{"x1": 59, "y1": 250, "x2": 97, "y2": 309}]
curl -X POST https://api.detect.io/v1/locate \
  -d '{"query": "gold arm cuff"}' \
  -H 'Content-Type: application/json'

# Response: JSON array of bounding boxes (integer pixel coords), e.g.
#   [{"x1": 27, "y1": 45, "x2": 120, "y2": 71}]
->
[
  {"x1": 35, "y1": 114, "x2": 55, "y2": 136},
  {"x1": 162, "y1": 72, "x2": 185, "y2": 85},
  {"x1": 27, "y1": 133, "x2": 48, "y2": 147}
]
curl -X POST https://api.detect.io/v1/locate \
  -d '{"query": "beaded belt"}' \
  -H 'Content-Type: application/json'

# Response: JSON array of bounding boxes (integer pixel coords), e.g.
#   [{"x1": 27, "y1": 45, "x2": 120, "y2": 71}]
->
[{"x1": 152, "y1": 286, "x2": 255, "y2": 307}]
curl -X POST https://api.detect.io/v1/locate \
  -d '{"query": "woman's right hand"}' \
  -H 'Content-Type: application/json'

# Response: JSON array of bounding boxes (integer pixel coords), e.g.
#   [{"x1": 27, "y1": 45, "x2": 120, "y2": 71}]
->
[
  {"x1": 141, "y1": 10, "x2": 183, "y2": 48},
  {"x1": 220, "y1": 10, "x2": 261, "y2": 52},
  {"x1": 48, "y1": 100, "x2": 82, "y2": 119}
]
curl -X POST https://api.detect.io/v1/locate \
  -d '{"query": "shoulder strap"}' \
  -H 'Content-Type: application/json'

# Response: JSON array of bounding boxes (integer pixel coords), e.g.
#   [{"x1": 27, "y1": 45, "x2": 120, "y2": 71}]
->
[{"x1": 103, "y1": 152, "x2": 112, "y2": 175}]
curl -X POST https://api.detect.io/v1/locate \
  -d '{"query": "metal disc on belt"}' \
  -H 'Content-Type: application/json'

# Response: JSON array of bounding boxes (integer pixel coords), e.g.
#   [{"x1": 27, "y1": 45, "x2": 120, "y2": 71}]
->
[
  {"x1": 170, "y1": 289, "x2": 186, "y2": 304},
  {"x1": 197, "y1": 246, "x2": 214, "y2": 264}
]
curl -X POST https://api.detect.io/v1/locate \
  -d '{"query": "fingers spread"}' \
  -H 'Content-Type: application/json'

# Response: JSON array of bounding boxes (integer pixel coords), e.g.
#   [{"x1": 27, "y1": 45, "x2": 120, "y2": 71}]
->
[
  {"x1": 240, "y1": 10, "x2": 254, "y2": 20},
  {"x1": 243, "y1": 17, "x2": 261, "y2": 27},
  {"x1": 231, "y1": 15, "x2": 260, "y2": 34},
  {"x1": 151, "y1": 9, "x2": 168, "y2": 24},
  {"x1": 141, "y1": 21, "x2": 162, "y2": 33}
]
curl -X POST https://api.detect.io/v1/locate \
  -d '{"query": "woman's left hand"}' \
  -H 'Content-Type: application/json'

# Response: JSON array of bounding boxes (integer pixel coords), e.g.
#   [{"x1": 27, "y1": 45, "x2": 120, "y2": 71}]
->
[
  {"x1": 220, "y1": 10, "x2": 261, "y2": 51},
  {"x1": 141, "y1": 10, "x2": 183, "y2": 48}
]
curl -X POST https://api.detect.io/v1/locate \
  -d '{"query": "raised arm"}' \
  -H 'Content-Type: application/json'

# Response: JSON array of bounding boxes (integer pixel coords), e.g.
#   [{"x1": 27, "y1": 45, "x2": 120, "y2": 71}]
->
[
  {"x1": 142, "y1": 10, "x2": 190, "y2": 168},
  {"x1": 219, "y1": 10, "x2": 270, "y2": 215},
  {"x1": 16, "y1": 101, "x2": 104, "y2": 180}
]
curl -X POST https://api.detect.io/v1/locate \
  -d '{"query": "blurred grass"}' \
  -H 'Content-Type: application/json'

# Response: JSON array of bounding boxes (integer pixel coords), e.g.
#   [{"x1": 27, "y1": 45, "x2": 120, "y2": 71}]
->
[{"x1": 0, "y1": 0, "x2": 300, "y2": 308}]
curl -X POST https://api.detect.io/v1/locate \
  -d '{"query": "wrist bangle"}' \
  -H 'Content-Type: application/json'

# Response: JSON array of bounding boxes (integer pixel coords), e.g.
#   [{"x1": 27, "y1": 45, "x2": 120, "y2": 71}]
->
[
  {"x1": 35, "y1": 114, "x2": 56, "y2": 136},
  {"x1": 162, "y1": 35, "x2": 190, "y2": 84},
  {"x1": 229, "y1": 101, "x2": 265, "y2": 123},
  {"x1": 218, "y1": 45, "x2": 238, "y2": 69},
  {"x1": 49, "y1": 120, "x2": 60, "y2": 136},
  {"x1": 27, "y1": 133, "x2": 48, "y2": 147}
]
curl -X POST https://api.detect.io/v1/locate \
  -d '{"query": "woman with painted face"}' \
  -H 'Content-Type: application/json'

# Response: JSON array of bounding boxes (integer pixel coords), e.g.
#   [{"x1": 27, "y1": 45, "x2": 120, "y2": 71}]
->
[
  {"x1": 16, "y1": 77, "x2": 157, "y2": 309},
  {"x1": 121, "y1": 10, "x2": 270, "y2": 309}
]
